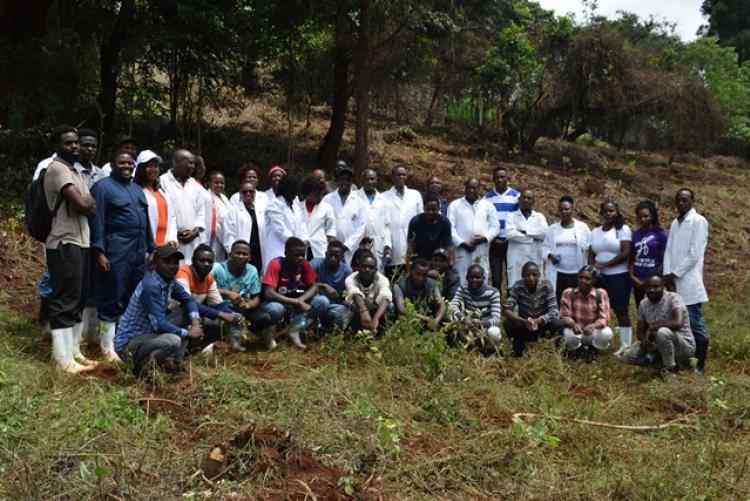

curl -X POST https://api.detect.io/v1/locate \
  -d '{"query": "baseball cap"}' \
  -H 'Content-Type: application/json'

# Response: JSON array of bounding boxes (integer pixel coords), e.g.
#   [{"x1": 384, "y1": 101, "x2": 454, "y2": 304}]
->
[{"x1": 153, "y1": 245, "x2": 184, "y2": 261}]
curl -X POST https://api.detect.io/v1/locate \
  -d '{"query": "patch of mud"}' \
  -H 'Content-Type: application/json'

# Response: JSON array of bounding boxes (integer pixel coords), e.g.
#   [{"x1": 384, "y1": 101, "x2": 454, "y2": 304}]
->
[{"x1": 568, "y1": 384, "x2": 604, "y2": 400}]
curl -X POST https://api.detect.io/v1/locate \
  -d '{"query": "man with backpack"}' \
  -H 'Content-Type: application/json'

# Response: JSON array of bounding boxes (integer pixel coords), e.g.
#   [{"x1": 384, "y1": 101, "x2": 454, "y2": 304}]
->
[{"x1": 40, "y1": 125, "x2": 98, "y2": 374}]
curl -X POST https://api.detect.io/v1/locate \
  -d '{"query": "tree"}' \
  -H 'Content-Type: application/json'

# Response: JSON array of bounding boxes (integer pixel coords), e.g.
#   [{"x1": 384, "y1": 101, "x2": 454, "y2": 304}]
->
[
  {"x1": 353, "y1": 0, "x2": 371, "y2": 176},
  {"x1": 701, "y1": 0, "x2": 750, "y2": 62}
]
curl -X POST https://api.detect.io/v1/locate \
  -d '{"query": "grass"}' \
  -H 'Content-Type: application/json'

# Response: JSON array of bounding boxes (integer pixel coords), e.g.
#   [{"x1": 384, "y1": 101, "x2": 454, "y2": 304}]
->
[{"x1": 0, "y1": 299, "x2": 748, "y2": 500}]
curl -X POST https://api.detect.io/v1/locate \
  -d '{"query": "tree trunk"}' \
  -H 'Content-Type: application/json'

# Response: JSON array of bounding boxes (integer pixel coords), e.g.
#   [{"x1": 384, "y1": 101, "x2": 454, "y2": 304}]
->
[
  {"x1": 353, "y1": 0, "x2": 371, "y2": 178},
  {"x1": 96, "y1": 0, "x2": 135, "y2": 136},
  {"x1": 317, "y1": 0, "x2": 352, "y2": 172}
]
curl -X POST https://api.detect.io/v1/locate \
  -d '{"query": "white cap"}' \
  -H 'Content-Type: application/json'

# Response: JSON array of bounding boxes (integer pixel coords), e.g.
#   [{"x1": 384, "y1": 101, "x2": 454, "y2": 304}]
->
[{"x1": 136, "y1": 150, "x2": 163, "y2": 166}]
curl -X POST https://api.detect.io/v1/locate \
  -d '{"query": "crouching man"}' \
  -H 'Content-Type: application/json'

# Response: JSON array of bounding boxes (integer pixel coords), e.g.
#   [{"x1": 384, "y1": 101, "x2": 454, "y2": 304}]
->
[
  {"x1": 617, "y1": 273, "x2": 695, "y2": 372},
  {"x1": 114, "y1": 246, "x2": 203, "y2": 376},
  {"x1": 393, "y1": 257, "x2": 447, "y2": 330},
  {"x1": 345, "y1": 251, "x2": 392, "y2": 333},
  {"x1": 559, "y1": 265, "x2": 613, "y2": 361},
  {"x1": 447, "y1": 264, "x2": 502, "y2": 354},
  {"x1": 502, "y1": 262, "x2": 564, "y2": 357},
  {"x1": 262, "y1": 237, "x2": 328, "y2": 350},
  {"x1": 170, "y1": 244, "x2": 244, "y2": 353}
]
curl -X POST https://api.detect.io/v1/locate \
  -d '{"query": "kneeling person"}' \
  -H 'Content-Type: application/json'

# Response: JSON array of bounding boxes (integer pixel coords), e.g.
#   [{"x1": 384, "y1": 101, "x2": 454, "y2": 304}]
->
[
  {"x1": 448, "y1": 264, "x2": 502, "y2": 353},
  {"x1": 618, "y1": 273, "x2": 695, "y2": 371},
  {"x1": 393, "y1": 258, "x2": 447, "y2": 329},
  {"x1": 262, "y1": 237, "x2": 328, "y2": 350},
  {"x1": 559, "y1": 265, "x2": 613, "y2": 360},
  {"x1": 213, "y1": 240, "x2": 282, "y2": 351},
  {"x1": 345, "y1": 251, "x2": 392, "y2": 333},
  {"x1": 114, "y1": 246, "x2": 203, "y2": 376},
  {"x1": 502, "y1": 262, "x2": 563, "y2": 357},
  {"x1": 171, "y1": 245, "x2": 244, "y2": 352}
]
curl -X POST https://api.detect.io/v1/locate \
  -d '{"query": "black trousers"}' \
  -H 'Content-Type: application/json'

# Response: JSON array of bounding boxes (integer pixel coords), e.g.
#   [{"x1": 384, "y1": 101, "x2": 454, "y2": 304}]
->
[
  {"x1": 46, "y1": 244, "x2": 90, "y2": 330},
  {"x1": 504, "y1": 317, "x2": 564, "y2": 356},
  {"x1": 489, "y1": 239, "x2": 508, "y2": 292},
  {"x1": 555, "y1": 272, "x2": 579, "y2": 305}
]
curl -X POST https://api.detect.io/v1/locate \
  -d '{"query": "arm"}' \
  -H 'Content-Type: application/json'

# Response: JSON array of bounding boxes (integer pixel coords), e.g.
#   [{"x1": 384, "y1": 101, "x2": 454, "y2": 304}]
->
[
  {"x1": 636, "y1": 318, "x2": 649, "y2": 343},
  {"x1": 526, "y1": 213, "x2": 549, "y2": 240},
  {"x1": 542, "y1": 225, "x2": 556, "y2": 263},
  {"x1": 506, "y1": 214, "x2": 532, "y2": 243},
  {"x1": 265, "y1": 202, "x2": 295, "y2": 243},
  {"x1": 538, "y1": 283, "x2": 559, "y2": 324},
  {"x1": 448, "y1": 291, "x2": 463, "y2": 321},
  {"x1": 559, "y1": 289, "x2": 581, "y2": 332},
  {"x1": 165, "y1": 193, "x2": 179, "y2": 246},
  {"x1": 141, "y1": 282, "x2": 193, "y2": 337},
  {"x1": 480, "y1": 289, "x2": 503, "y2": 328},
  {"x1": 343, "y1": 203, "x2": 367, "y2": 252},
  {"x1": 501, "y1": 286, "x2": 524, "y2": 323},
  {"x1": 586, "y1": 289, "x2": 610, "y2": 332},
  {"x1": 483, "y1": 203, "x2": 500, "y2": 243},
  {"x1": 393, "y1": 283, "x2": 406, "y2": 315}
]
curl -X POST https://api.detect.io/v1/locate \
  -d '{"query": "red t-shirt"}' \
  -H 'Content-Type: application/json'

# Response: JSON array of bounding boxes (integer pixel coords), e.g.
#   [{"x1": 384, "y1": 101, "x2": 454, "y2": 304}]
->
[{"x1": 261, "y1": 257, "x2": 317, "y2": 297}]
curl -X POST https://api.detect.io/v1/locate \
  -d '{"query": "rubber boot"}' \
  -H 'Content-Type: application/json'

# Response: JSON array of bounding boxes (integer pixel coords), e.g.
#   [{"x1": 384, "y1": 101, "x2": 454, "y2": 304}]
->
[
  {"x1": 99, "y1": 321, "x2": 121, "y2": 363},
  {"x1": 287, "y1": 317, "x2": 310, "y2": 350},
  {"x1": 228, "y1": 328, "x2": 247, "y2": 352},
  {"x1": 694, "y1": 339, "x2": 708, "y2": 374},
  {"x1": 261, "y1": 325, "x2": 278, "y2": 350},
  {"x1": 52, "y1": 328, "x2": 93, "y2": 374},
  {"x1": 71, "y1": 322, "x2": 97, "y2": 366},
  {"x1": 615, "y1": 326, "x2": 632, "y2": 355}
]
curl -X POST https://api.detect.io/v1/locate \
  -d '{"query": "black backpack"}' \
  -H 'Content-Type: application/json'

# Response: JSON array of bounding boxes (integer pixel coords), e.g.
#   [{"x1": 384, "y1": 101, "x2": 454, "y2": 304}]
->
[{"x1": 24, "y1": 169, "x2": 64, "y2": 242}]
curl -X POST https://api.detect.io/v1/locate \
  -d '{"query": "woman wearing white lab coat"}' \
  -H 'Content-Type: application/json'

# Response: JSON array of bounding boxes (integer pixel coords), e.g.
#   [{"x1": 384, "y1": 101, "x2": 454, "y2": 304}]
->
[
  {"x1": 382, "y1": 167, "x2": 423, "y2": 267},
  {"x1": 296, "y1": 176, "x2": 336, "y2": 259},
  {"x1": 447, "y1": 178, "x2": 500, "y2": 286},
  {"x1": 263, "y1": 175, "x2": 308, "y2": 272},
  {"x1": 542, "y1": 195, "x2": 590, "y2": 302},
  {"x1": 204, "y1": 172, "x2": 230, "y2": 261},
  {"x1": 506, "y1": 190, "x2": 549, "y2": 286},
  {"x1": 223, "y1": 182, "x2": 267, "y2": 274},
  {"x1": 134, "y1": 150, "x2": 178, "y2": 247}
]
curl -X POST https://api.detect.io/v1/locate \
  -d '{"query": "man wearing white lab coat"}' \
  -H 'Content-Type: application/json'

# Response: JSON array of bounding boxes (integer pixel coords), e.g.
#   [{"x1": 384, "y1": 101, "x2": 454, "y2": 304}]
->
[
  {"x1": 159, "y1": 150, "x2": 206, "y2": 264},
  {"x1": 664, "y1": 188, "x2": 710, "y2": 373},
  {"x1": 323, "y1": 167, "x2": 367, "y2": 264},
  {"x1": 447, "y1": 177, "x2": 500, "y2": 286},
  {"x1": 297, "y1": 176, "x2": 336, "y2": 259},
  {"x1": 506, "y1": 189, "x2": 549, "y2": 286},
  {"x1": 356, "y1": 169, "x2": 392, "y2": 271},
  {"x1": 383, "y1": 166, "x2": 423, "y2": 273},
  {"x1": 263, "y1": 175, "x2": 308, "y2": 272}
]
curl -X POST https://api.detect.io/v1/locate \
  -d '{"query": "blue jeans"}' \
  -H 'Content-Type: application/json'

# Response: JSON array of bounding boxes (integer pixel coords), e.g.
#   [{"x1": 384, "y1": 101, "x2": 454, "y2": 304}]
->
[
  {"x1": 687, "y1": 303, "x2": 708, "y2": 343},
  {"x1": 323, "y1": 301, "x2": 349, "y2": 328},
  {"x1": 263, "y1": 295, "x2": 329, "y2": 326}
]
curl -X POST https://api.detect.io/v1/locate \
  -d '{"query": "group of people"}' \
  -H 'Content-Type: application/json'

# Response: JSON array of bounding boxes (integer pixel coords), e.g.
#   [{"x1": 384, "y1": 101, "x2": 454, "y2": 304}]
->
[{"x1": 35, "y1": 124, "x2": 710, "y2": 378}]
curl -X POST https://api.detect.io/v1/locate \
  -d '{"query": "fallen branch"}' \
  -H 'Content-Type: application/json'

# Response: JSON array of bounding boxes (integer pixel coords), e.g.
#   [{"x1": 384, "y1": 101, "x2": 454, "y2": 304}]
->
[
  {"x1": 512, "y1": 412, "x2": 693, "y2": 431},
  {"x1": 138, "y1": 397, "x2": 187, "y2": 409}
]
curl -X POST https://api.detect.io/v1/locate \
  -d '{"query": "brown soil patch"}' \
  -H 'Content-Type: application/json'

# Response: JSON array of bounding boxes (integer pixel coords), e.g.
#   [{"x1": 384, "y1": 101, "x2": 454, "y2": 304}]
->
[
  {"x1": 568, "y1": 384, "x2": 604, "y2": 400},
  {"x1": 640, "y1": 396, "x2": 707, "y2": 420},
  {"x1": 82, "y1": 364, "x2": 123, "y2": 384},
  {"x1": 204, "y1": 424, "x2": 347, "y2": 500}
]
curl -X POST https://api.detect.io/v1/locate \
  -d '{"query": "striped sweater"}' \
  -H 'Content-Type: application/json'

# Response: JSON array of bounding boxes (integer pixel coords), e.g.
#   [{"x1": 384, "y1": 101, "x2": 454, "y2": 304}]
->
[{"x1": 448, "y1": 284, "x2": 502, "y2": 328}]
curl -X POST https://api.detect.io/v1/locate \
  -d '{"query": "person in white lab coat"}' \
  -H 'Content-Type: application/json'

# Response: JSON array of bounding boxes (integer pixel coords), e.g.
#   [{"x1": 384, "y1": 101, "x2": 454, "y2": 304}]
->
[
  {"x1": 159, "y1": 150, "x2": 206, "y2": 264},
  {"x1": 383, "y1": 166, "x2": 423, "y2": 275},
  {"x1": 664, "y1": 188, "x2": 710, "y2": 373},
  {"x1": 263, "y1": 175, "x2": 308, "y2": 272},
  {"x1": 264, "y1": 165, "x2": 286, "y2": 202},
  {"x1": 223, "y1": 182, "x2": 266, "y2": 274},
  {"x1": 204, "y1": 171, "x2": 231, "y2": 261},
  {"x1": 296, "y1": 176, "x2": 336, "y2": 259},
  {"x1": 447, "y1": 177, "x2": 500, "y2": 286},
  {"x1": 356, "y1": 169, "x2": 391, "y2": 271},
  {"x1": 322, "y1": 166, "x2": 367, "y2": 264},
  {"x1": 542, "y1": 195, "x2": 591, "y2": 303},
  {"x1": 506, "y1": 189, "x2": 549, "y2": 286}
]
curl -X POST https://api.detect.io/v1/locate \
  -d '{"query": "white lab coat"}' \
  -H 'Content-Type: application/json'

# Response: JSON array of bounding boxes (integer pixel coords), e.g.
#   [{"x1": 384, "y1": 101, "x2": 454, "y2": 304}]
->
[
  {"x1": 323, "y1": 190, "x2": 368, "y2": 263},
  {"x1": 541, "y1": 219, "x2": 591, "y2": 291},
  {"x1": 263, "y1": 197, "x2": 308, "y2": 272},
  {"x1": 506, "y1": 209, "x2": 549, "y2": 286},
  {"x1": 355, "y1": 189, "x2": 392, "y2": 270},
  {"x1": 448, "y1": 197, "x2": 500, "y2": 285},
  {"x1": 159, "y1": 171, "x2": 206, "y2": 263},
  {"x1": 664, "y1": 208, "x2": 709, "y2": 305},
  {"x1": 142, "y1": 186, "x2": 178, "y2": 246},
  {"x1": 205, "y1": 190, "x2": 230, "y2": 261},
  {"x1": 295, "y1": 197, "x2": 336, "y2": 259},
  {"x1": 222, "y1": 198, "x2": 268, "y2": 271},
  {"x1": 383, "y1": 186, "x2": 423, "y2": 265}
]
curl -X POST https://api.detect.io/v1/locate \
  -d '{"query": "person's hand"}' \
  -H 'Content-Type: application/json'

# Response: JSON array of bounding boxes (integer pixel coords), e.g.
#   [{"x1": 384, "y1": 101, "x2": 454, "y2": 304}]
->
[
  {"x1": 167, "y1": 240, "x2": 179, "y2": 249},
  {"x1": 219, "y1": 311, "x2": 244, "y2": 326},
  {"x1": 526, "y1": 317, "x2": 539, "y2": 331},
  {"x1": 322, "y1": 285, "x2": 339, "y2": 300},
  {"x1": 631, "y1": 276, "x2": 643, "y2": 288},
  {"x1": 383, "y1": 247, "x2": 392, "y2": 258},
  {"x1": 296, "y1": 299, "x2": 312, "y2": 313},
  {"x1": 460, "y1": 242, "x2": 476, "y2": 252},
  {"x1": 594, "y1": 262, "x2": 605, "y2": 270},
  {"x1": 470, "y1": 235, "x2": 487, "y2": 246},
  {"x1": 177, "y1": 229, "x2": 192, "y2": 243},
  {"x1": 548, "y1": 253, "x2": 560, "y2": 265},
  {"x1": 186, "y1": 324, "x2": 204, "y2": 340},
  {"x1": 146, "y1": 252, "x2": 154, "y2": 268},
  {"x1": 427, "y1": 269, "x2": 439, "y2": 279},
  {"x1": 361, "y1": 311, "x2": 374, "y2": 330},
  {"x1": 582, "y1": 324, "x2": 595, "y2": 336},
  {"x1": 229, "y1": 292, "x2": 243, "y2": 306},
  {"x1": 370, "y1": 316, "x2": 380, "y2": 332},
  {"x1": 573, "y1": 322, "x2": 584, "y2": 335},
  {"x1": 96, "y1": 252, "x2": 111, "y2": 273}
]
